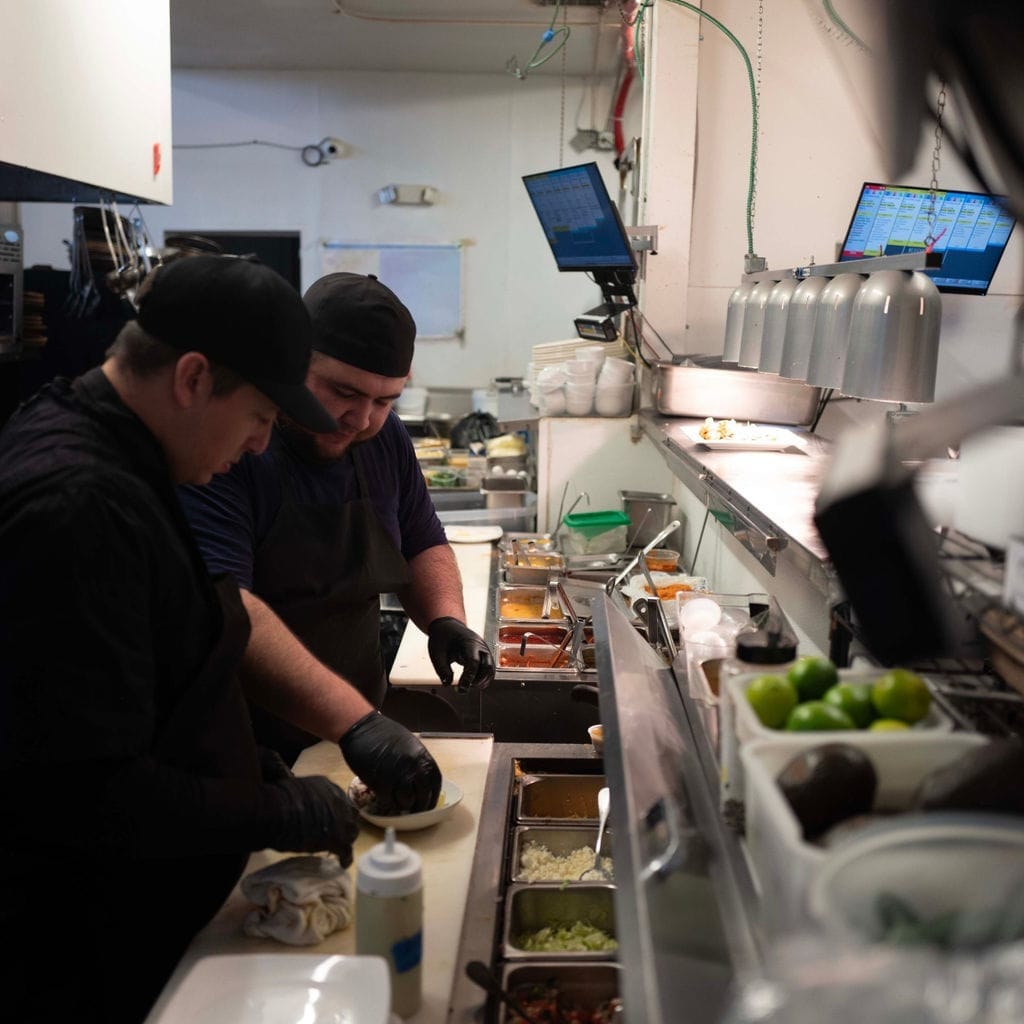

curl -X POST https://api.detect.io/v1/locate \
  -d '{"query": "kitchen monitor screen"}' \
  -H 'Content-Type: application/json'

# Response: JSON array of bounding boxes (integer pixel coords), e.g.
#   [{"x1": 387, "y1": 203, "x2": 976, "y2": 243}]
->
[
  {"x1": 522, "y1": 162, "x2": 636, "y2": 273},
  {"x1": 838, "y1": 182, "x2": 1015, "y2": 295}
]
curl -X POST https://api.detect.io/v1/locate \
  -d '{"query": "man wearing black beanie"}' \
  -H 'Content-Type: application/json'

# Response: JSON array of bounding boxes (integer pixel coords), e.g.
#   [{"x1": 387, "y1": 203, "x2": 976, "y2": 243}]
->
[{"x1": 181, "y1": 272, "x2": 493, "y2": 766}]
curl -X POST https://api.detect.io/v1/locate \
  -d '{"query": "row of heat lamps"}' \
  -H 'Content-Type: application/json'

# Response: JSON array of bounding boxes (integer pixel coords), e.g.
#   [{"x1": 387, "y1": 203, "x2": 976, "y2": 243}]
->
[{"x1": 722, "y1": 267, "x2": 942, "y2": 403}]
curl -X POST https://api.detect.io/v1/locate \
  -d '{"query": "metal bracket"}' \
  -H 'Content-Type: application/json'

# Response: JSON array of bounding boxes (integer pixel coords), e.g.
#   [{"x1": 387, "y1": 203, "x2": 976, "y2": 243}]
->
[{"x1": 627, "y1": 224, "x2": 659, "y2": 255}]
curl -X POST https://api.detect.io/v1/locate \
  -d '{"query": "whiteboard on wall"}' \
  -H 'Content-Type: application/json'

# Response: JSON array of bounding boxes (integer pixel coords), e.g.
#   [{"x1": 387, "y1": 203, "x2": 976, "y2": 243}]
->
[{"x1": 320, "y1": 242, "x2": 463, "y2": 339}]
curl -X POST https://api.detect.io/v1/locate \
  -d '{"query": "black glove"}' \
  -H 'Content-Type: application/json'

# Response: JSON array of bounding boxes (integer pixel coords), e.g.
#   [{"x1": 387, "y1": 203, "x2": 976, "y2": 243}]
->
[
  {"x1": 427, "y1": 616, "x2": 495, "y2": 691},
  {"x1": 257, "y1": 746, "x2": 294, "y2": 784},
  {"x1": 339, "y1": 711, "x2": 441, "y2": 814},
  {"x1": 269, "y1": 775, "x2": 360, "y2": 867}
]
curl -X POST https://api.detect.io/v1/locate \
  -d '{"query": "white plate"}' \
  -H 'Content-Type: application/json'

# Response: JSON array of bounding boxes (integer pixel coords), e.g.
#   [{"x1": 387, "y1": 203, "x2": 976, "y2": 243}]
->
[
  {"x1": 150, "y1": 954, "x2": 390, "y2": 1024},
  {"x1": 352, "y1": 777, "x2": 464, "y2": 832},
  {"x1": 621, "y1": 572, "x2": 708, "y2": 628},
  {"x1": 444, "y1": 524, "x2": 504, "y2": 544},
  {"x1": 682, "y1": 424, "x2": 803, "y2": 451}
]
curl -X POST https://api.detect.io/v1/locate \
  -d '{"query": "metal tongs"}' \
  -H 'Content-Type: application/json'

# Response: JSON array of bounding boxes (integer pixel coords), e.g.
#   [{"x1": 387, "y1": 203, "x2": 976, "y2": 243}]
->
[{"x1": 606, "y1": 519, "x2": 683, "y2": 595}]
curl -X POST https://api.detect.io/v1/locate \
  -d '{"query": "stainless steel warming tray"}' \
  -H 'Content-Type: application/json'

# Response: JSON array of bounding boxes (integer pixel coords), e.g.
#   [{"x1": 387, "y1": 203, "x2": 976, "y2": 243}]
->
[
  {"x1": 651, "y1": 356, "x2": 821, "y2": 425},
  {"x1": 503, "y1": 882, "x2": 618, "y2": 960}
]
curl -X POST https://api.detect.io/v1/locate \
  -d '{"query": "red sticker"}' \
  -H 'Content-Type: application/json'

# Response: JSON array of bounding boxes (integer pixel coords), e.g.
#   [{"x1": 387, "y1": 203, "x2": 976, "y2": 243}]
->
[{"x1": 153, "y1": 143, "x2": 162, "y2": 178}]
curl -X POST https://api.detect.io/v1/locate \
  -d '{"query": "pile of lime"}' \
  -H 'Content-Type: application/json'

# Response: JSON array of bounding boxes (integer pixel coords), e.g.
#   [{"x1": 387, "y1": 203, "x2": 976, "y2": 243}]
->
[{"x1": 744, "y1": 657, "x2": 931, "y2": 732}]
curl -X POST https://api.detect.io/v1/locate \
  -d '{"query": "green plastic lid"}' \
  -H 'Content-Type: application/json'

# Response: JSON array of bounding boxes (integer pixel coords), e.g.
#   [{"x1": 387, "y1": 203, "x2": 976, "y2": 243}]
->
[{"x1": 563, "y1": 510, "x2": 631, "y2": 529}]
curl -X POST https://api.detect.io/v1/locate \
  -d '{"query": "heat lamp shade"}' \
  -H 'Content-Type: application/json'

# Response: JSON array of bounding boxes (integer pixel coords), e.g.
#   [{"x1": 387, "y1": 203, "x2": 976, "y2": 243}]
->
[
  {"x1": 841, "y1": 271, "x2": 941, "y2": 403},
  {"x1": 737, "y1": 280, "x2": 775, "y2": 368},
  {"x1": 806, "y1": 273, "x2": 865, "y2": 389},
  {"x1": 758, "y1": 278, "x2": 799, "y2": 374},
  {"x1": 779, "y1": 275, "x2": 828, "y2": 381},
  {"x1": 723, "y1": 282, "x2": 753, "y2": 363}
]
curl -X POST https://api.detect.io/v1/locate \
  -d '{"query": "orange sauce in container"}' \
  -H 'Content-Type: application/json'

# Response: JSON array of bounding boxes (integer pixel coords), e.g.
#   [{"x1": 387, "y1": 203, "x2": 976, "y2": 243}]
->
[{"x1": 643, "y1": 548, "x2": 680, "y2": 572}]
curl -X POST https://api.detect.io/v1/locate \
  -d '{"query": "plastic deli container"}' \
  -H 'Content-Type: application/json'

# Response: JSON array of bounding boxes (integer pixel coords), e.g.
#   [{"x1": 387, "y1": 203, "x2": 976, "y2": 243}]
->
[
  {"x1": 437, "y1": 493, "x2": 537, "y2": 532},
  {"x1": 740, "y1": 732, "x2": 989, "y2": 933},
  {"x1": 720, "y1": 668, "x2": 954, "y2": 829},
  {"x1": 561, "y1": 510, "x2": 631, "y2": 555}
]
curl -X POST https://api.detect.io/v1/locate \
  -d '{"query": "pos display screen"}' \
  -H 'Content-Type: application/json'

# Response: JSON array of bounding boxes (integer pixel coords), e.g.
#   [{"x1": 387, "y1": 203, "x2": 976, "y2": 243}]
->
[
  {"x1": 522, "y1": 162, "x2": 636, "y2": 274},
  {"x1": 838, "y1": 181, "x2": 1015, "y2": 295}
]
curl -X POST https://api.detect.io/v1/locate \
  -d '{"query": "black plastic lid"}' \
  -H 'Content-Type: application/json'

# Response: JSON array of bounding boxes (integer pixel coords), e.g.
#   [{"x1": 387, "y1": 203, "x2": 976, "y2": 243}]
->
[{"x1": 736, "y1": 628, "x2": 798, "y2": 665}]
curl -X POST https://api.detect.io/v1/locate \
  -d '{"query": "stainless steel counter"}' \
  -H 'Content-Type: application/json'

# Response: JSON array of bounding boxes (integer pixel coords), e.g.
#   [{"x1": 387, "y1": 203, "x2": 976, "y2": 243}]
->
[{"x1": 639, "y1": 411, "x2": 842, "y2": 602}]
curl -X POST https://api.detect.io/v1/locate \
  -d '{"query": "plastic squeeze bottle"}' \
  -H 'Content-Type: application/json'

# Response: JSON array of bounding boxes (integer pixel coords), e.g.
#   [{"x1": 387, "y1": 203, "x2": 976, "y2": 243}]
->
[{"x1": 356, "y1": 826, "x2": 423, "y2": 1018}]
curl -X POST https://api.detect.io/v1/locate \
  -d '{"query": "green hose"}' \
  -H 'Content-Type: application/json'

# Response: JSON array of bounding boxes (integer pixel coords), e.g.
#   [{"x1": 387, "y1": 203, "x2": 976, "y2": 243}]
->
[{"x1": 638, "y1": 0, "x2": 759, "y2": 256}]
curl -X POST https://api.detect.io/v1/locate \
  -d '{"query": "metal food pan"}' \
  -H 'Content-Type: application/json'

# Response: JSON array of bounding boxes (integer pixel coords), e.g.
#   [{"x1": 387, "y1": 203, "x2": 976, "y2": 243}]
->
[
  {"x1": 499, "y1": 963, "x2": 621, "y2": 1023},
  {"x1": 510, "y1": 826, "x2": 615, "y2": 884},
  {"x1": 503, "y1": 883, "x2": 618, "y2": 960},
  {"x1": 516, "y1": 774, "x2": 604, "y2": 823},
  {"x1": 503, "y1": 549, "x2": 565, "y2": 585},
  {"x1": 651, "y1": 357, "x2": 821, "y2": 424},
  {"x1": 497, "y1": 584, "x2": 569, "y2": 624}
]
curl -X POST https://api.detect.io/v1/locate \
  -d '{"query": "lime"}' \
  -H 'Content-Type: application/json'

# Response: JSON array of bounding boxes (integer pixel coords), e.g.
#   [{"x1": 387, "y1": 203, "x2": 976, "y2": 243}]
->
[
  {"x1": 869, "y1": 718, "x2": 911, "y2": 732},
  {"x1": 786, "y1": 656, "x2": 840, "y2": 702},
  {"x1": 823, "y1": 681, "x2": 878, "y2": 729},
  {"x1": 871, "y1": 669, "x2": 931, "y2": 724},
  {"x1": 785, "y1": 700, "x2": 856, "y2": 731},
  {"x1": 745, "y1": 674, "x2": 799, "y2": 729}
]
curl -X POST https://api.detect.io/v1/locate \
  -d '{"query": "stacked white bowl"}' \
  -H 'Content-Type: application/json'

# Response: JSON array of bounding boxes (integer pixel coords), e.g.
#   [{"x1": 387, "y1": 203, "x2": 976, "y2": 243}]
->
[
  {"x1": 564, "y1": 355, "x2": 597, "y2": 415},
  {"x1": 595, "y1": 355, "x2": 635, "y2": 416}
]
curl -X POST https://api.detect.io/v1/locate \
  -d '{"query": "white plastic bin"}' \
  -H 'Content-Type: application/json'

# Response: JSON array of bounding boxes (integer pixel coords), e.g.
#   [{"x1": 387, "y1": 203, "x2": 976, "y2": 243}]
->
[
  {"x1": 720, "y1": 668, "x2": 954, "y2": 831},
  {"x1": 437, "y1": 493, "x2": 537, "y2": 532},
  {"x1": 740, "y1": 731, "x2": 989, "y2": 933}
]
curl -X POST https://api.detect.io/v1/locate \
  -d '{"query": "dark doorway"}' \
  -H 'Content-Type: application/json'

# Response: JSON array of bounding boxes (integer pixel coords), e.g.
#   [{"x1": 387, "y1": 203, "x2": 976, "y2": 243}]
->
[{"x1": 166, "y1": 231, "x2": 301, "y2": 290}]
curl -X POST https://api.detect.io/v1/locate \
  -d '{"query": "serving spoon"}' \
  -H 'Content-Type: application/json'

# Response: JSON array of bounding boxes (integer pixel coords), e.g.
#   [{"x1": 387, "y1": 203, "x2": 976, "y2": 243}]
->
[
  {"x1": 465, "y1": 960, "x2": 532, "y2": 1021},
  {"x1": 580, "y1": 785, "x2": 611, "y2": 880}
]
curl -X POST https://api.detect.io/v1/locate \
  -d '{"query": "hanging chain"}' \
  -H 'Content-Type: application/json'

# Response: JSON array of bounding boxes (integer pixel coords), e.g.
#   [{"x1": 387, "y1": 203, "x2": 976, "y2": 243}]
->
[
  {"x1": 924, "y1": 80, "x2": 947, "y2": 248},
  {"x1": 750, "y1": 0, "x2": 765, "y2": 233}
]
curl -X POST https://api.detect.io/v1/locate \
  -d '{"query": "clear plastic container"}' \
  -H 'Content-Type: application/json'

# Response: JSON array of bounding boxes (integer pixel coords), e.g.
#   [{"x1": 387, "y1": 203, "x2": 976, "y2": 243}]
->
[
  {"x1": 561, "y1": 510, "x2": 631, "y2": 555},
  {"x1": 437, "y1": 493, "x2": 537, "y2": 532}
]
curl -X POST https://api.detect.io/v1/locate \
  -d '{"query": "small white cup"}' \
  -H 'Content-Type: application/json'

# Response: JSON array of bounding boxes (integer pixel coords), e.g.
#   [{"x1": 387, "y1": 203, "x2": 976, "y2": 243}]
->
[
  {"x1": 594, "y1": 382, "x2": 633, "y2": 416},
  {"x1": 565, "y1": 363, "x2": 596, "y2": 384},
  {"x1": 599, "y1": 357, "x2": 634, "y2": 384},
  {"x1": 565, "y1": 381, "x2": 595, "y2": 416}
]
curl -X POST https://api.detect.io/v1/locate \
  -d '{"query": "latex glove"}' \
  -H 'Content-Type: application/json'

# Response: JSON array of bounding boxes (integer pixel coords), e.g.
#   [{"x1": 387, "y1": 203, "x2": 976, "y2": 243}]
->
[
  {"x1": 339, "y1": 711, "x2": 441, "y2": 814},
  {"x1": 270, "y1": 776, "x2": 360, "y2": 868},
  {"x1": 427, "y1": 616, "x2": 495, "y2": 691},
  {"x1": 258, "y1": 746, "x2": 294, "y2": 784}
]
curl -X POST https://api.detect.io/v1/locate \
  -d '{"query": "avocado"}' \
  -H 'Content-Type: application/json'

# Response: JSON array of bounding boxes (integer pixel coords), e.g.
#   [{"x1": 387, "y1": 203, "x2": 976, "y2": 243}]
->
[
  {"x1": 776, "y1": 743, "x2": 878, "y2": 841},
  {"x1": 912, "y1": 739, "x2": 1024, "y2": 815}
]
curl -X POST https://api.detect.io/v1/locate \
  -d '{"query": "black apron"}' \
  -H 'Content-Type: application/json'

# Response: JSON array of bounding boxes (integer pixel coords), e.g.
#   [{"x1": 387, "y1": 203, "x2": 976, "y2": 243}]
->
[
  {"x1": 250, "y1": 441, "x2": 412, "y2": 762},
  {"x1": 7, "y1": 577, "x2": 258, "y2": 1024}
]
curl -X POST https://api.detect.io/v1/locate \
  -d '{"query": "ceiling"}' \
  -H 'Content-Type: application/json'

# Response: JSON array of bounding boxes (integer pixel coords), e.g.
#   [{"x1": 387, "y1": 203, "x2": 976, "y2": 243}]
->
[{"x1": 169, "y1": 0, "x2": 625, "y2": 78}]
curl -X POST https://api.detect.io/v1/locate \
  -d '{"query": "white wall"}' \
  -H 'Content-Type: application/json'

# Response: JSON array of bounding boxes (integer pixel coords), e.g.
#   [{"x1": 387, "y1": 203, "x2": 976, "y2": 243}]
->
[
  {"x1": 19, "y1": 68, "x2": 638, "y2": 390},
  {"x1": 649, "y1": 0, "x2": 1022, "y2": 426}
]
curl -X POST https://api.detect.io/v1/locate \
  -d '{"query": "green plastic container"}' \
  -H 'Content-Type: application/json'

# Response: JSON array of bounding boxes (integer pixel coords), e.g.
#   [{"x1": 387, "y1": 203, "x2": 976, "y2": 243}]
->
[{"x1": 562, "y1": 510, "x2": 631, "y2": 555}]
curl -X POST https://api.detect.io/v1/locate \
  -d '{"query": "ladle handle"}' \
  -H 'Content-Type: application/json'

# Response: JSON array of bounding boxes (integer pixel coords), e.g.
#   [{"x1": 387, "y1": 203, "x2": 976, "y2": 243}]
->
[{"x1": 465, "y1": 959, "x2": 532, "y2": 1020}]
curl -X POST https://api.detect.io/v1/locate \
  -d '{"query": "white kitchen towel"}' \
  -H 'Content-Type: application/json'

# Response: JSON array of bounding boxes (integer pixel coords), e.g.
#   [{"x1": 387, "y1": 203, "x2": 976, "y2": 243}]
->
[{"x1": 241, "y1": 855, "x2": 353, "y2": 945}]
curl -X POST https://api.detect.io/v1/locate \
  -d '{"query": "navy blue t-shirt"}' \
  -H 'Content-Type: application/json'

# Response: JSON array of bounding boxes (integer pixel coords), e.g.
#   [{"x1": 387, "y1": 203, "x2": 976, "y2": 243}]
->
[{"x1": 179, "y1": 410, "x2": 447, "y2": 591}]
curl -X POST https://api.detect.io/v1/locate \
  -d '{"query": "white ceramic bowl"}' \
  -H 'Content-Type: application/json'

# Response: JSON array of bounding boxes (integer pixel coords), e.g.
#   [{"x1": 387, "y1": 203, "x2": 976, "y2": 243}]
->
[
  {"x1": 565, "y1": 382, "x2": 594, "y2": 415},
  {"x1": 350, "y1": 777, "x2": 464, "y2": 831}
]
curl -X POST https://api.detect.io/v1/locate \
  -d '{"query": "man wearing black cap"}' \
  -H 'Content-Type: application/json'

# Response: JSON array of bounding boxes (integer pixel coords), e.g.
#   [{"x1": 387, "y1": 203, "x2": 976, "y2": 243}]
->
[
  {"x1": 0, "y1": 256, "x2": 437, "y2": 1024},
  {"x1": 181, "y1": 272, "x2": 494, "y2": 763}
]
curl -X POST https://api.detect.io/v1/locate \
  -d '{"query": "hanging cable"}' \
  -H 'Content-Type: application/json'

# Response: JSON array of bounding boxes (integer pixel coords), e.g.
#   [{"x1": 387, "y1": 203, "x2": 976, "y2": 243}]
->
[
  {"x1": 661, "y1": 0, "x2": 759, "y2": 257},
  {"x1": 821, "y1": 0, "x2": 868, "y2": 52},
  {"x1": 173, "y1": 138, "x2": 341, "y2": 167},
  {"x1": 507, "y1": 0, "x2": 571, "y2": 80}
]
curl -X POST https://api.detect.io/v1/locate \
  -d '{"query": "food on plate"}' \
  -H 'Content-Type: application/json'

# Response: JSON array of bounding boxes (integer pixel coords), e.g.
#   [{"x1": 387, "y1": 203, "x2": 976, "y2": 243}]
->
[
  {"x1": 868, "y1": 718, "x2": 910, "y2": 732},
  {"x1": 509, "y1": 985, "x2": 621, "y2": 1024},
  {"x1": 348, "y1": 777, "x2": 445, "y2": 816},
  {"x1": 518, "y1": 841, "x2": 613, "y2": 882},
  {"x1": 911, "y1": 739, "x2": 1024, "y2": 815},
  {"x1": 871, "y1": 668, "x2": 931, "y2": 724},
  {"x1": 823, "y1": 681, "x2": 878, "y2": 729},
  {"x1": 642, "y1": 581, "x2": 696, "y2": 600},
  {"x1": 514, "y1": 921, "x2": 618, "y2": 953},
  {"x1": 787, "y1": 655, "x2": 840, "y2": 702},
  {"x1": 699, "y1": 417, "x2": 740, "y2": 440},
  {"x1": 785, "y1": 700, "x2": 856, "y2": 732},
  {"x1": 775, "y1": 743, "x2": 878, "y2": 841},
  {"x1": 745, "y1": 674, "x2": 799, "y2": 729}
]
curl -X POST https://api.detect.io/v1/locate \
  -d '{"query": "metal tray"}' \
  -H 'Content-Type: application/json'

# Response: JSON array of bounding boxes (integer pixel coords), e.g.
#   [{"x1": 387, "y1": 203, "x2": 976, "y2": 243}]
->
[
  {"x1": 651, "y1": 356, "x2": 821, "y2": 425},
  {"x1": 499, "y1": 962, "x2": 621, "y2": 1023},
  {"x1": 497, "y1": 584, "x2": 570, "y2": 624},
  {"x1": 503, "y1": 883, "x2": 618, "y2": 960},
  {"x1": 510, "y1": 825, "x2": 615, "y2": 884},
  {"x1": 516, "y1": 773, "x2": 605, "y2": 823},
  {"x1": 503, "y1": 548, "x2": 566, "y2": 585}
]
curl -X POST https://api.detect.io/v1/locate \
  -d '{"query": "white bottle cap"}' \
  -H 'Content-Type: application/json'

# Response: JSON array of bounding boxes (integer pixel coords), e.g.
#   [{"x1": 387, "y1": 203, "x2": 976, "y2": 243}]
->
[{"x1": 356, "y1": 826, "x2": 422, "y2": 897}]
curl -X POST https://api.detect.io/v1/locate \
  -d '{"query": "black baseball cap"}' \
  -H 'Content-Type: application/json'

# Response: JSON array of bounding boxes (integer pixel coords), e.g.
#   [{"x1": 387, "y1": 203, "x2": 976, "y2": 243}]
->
[
  {"x1": 303, "y1": 273, "x2": 416, "y2": 377},
  {"x1": 137, "y1": 255, "x2": 337, "y2": 433}
]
